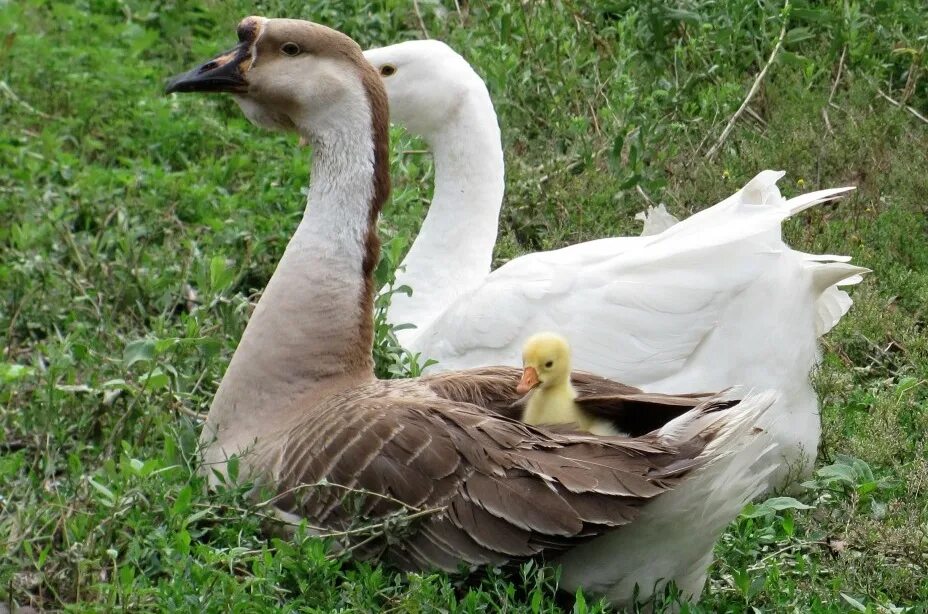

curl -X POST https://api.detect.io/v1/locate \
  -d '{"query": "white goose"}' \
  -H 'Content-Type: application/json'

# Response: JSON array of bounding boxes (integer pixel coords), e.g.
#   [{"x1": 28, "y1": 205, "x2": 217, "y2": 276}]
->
[
  {"x1": 363, "y1": 40, "x2": 867, "y2": 488},
  {"x1": 168, "y1": 17, "x2": 780, "y2": 607}
]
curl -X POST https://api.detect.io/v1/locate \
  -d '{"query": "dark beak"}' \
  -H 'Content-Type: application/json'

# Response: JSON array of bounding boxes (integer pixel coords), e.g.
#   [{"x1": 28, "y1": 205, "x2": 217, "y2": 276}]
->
[{"x1": 165, "y1": 42, "x2": 251, "y2": 94}]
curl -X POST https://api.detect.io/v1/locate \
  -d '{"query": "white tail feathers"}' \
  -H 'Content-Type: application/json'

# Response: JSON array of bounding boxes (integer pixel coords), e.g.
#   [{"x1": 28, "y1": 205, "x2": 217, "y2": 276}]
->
[
  {"x1": 784, "y1": 185, "x2": 856, "y2": 216},
  {"x1": 805, "y1": 261, "x2": 870, "y2": 294},
  {"x1": 815, "y1": 288, "x2": 855, "y2": 337},
  {"x1": 636, "y1": 203, "x2": 680, "y2": 236},
  {"x1": 737, "y1": 170, "x2": 786, "y2": 208},
  {"x1": 802, "y1": 259, "x2": 870, "y2": 335},
  {"x1": 557, "y1": 390, "x2": 780, "y2": 606},
  {"x1": 681, "y1": 171, "x2": 864, "y2": 338}
]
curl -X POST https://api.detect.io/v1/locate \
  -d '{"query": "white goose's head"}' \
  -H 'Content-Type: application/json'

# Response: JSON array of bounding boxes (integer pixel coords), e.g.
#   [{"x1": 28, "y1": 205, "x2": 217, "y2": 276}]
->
[
  {"x1": 363, "y1": 40, "x2": 489, "y2": 140},
  {"x1": 167, "y1": 17, "x2": 387, "y2": 145}
]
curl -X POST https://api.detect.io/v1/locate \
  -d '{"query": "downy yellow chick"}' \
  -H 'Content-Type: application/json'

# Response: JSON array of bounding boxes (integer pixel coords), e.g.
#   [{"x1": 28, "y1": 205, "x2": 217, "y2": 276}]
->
[{"x1": 517, "y1": 332, "x2": 623, "y2": 436}]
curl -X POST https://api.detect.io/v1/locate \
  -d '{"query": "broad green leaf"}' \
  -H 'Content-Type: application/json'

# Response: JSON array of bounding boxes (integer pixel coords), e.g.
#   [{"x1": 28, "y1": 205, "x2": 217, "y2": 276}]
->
[
  {"x1": 140, "y1": 369, "x2": 170, "y2": 391},
  {"x1": 0, "y1": 363, "x2": 34, "y2": 384},
  {"x1": 89, "y1": 478, "x2": 116, "y2": 506},
  {"x1": 895, "y1": 376, "x2": 923, "y2": 399},
  {"x1": 840, "y1": 593, "x2": 868, "y2": 612},
  {"x1": 123, "y1": 339, "x2": 156, "y2": 368},
  {"x1": 760, "y1": 496, "x2": 815, "y2": 511},
  {"x1": 172, "y1": 484, "x2": 193, "y2": 516},
  {"x1": 209, "y1": 255, "x2": 235, "y2": 292}
]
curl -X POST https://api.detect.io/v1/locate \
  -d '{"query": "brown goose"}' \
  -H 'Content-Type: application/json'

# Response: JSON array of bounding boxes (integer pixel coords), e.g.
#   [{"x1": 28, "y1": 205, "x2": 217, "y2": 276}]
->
[{"x1": 166, "y1": 17, "x2": 778, "y2": 606}]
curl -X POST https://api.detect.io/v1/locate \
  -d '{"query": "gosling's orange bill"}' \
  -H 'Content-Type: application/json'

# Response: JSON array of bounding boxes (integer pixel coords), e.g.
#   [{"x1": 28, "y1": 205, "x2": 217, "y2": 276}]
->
[{"x1": 516, "y1": 366, "x2": 540, "y2": 394}]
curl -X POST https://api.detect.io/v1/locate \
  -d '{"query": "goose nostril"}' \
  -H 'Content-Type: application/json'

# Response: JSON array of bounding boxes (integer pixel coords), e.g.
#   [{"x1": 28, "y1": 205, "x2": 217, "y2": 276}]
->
[{"x1": 199, "y1": 61, "x2": 218, "y2": 73}]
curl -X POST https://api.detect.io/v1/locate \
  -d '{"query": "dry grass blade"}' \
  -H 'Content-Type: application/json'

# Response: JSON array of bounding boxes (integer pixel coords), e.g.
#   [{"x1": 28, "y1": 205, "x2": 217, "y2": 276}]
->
[
  {"x1": 877, "y1": 88, "x2": 928, "y2": 125},
  {"x1": 706, "y1": 0, "x2": 790, "y2": 160}
]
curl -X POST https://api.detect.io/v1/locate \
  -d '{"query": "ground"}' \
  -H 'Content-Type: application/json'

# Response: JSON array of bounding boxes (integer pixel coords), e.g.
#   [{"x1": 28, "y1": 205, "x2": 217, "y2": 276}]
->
[{"x1": 1, "y1": 1, "x2": 927, "y2": 612}]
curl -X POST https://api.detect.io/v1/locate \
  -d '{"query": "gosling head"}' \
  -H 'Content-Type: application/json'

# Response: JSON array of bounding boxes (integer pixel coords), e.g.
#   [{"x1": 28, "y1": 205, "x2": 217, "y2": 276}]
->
[
  {"x1": 517, "y1": 332, "x2": 573, "y2": 395},
  {"x1": 362, "y1": 40, "x2": 491, "y2": 141},
  {"x1": 166, "y1": 17, "x2": 387, "y2": 144}
]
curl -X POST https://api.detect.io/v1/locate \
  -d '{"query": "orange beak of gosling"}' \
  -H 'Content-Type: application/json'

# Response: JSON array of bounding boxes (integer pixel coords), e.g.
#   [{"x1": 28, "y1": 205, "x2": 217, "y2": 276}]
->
[{"x1": 517, "y1": 366, "x2": 541, "y2": 394}]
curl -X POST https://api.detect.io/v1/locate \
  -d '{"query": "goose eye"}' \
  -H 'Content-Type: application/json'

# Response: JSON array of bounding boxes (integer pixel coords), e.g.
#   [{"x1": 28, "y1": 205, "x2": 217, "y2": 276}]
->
[
  {"x1": 544, "y1": 361, "x2": 554, "y2": 368},
  {"x1": 380, "y1": 64, "x2": 397, "y2": 77},
  {"x1": 280, "y1": 42, "x2": 301, "y2": 56}
]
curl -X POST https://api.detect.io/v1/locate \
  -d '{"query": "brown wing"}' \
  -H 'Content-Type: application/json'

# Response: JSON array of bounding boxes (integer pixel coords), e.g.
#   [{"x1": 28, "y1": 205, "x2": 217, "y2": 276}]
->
[
  {"x1": 424, "y1": 366, "x2": 526, "y2": 418},
  {"x1": 576, "y1": 394, "x2": 739, "y2": 437},
  {"x1": 268, "y1": 375, "x2": 721, "y2": 573},
  {"x1": 425, "y1": 367, "x2": 728, "y2": 436}
]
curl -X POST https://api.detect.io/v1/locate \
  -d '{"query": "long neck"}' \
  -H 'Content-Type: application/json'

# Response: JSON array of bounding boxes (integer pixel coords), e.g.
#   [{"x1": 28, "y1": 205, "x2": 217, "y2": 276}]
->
[
  {"x1": 388, "y1": 88, "x2": 505, "y2": 337},
  {"x1": 204, "y1": 78, "x2": 389, "y2": 458}
]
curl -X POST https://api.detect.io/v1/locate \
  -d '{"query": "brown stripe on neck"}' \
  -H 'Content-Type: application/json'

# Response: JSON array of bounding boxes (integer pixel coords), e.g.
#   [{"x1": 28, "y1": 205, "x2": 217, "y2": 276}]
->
[{"x1": 351, "y1": 61, "x2": 391, "y2": 374}]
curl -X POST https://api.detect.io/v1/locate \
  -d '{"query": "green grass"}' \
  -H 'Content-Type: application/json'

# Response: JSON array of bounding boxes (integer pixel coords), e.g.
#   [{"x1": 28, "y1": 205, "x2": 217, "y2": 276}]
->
[{"x1": 2, "y1": 0, "x2": 927, "y2": 611}]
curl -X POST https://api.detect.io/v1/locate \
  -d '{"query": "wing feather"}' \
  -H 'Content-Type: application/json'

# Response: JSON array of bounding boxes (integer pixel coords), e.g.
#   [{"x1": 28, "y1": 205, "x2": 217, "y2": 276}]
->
[{"x1": 263, "y1": 374, "x2": 746, "y2": 570}]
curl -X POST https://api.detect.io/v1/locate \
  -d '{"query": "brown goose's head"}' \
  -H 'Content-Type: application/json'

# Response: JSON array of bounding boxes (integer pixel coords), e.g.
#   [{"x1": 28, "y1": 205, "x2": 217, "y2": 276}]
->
[{"x1": 166, "y1": 17, "x2": 386, "y2": 142}]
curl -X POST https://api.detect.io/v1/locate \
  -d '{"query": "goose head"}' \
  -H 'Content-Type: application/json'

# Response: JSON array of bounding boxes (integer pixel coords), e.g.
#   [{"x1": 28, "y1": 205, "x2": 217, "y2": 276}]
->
[
  {"x1": 518, "y1": 332, "x2": 573, "y2": 394},
  {"x1": 363, "y1": 40, "x2": 487, "y2": 140},
  {"x1": 167, "y1": 16, "x2": 386, "y2": 145}
]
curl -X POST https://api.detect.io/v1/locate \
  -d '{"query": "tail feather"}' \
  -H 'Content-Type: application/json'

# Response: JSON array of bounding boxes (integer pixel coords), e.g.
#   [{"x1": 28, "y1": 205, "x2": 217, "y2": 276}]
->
[
  {"x1": 815, "y1": 288, "x2": 854, "y2": 337},
  {"x1": 556, "y1": 389, "x2": 780, "y2": 607},
  {"x1": 805, "y1": 262, "x2": 870, "y2": 294},
  {"x1": 730, "y1": 173, "x2": 864, "y2": 339},
  {"x1": 784, "y1": 185, "x2": 856, "y2": 216},
  {"x1": 655, "y1": 389, "x2": 776, "y2": 452},
  {"x1": 636, "y1": 203, "x2": 681, "y2": 237},
  {"x1": 802, "y1": 261, "x2": 870, "y2": 336}
]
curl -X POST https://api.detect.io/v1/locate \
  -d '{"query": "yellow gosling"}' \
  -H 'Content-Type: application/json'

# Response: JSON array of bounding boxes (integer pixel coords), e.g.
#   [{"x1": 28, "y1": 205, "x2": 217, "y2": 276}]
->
[{"x1": 518, "y1": 332, "x2": 622, "y2": 436}]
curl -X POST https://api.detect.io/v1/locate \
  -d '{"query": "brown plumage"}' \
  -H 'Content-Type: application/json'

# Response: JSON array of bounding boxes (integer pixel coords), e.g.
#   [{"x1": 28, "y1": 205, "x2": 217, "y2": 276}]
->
[{"x1": 261, "y1": 368, "x2": 742, "y2": 571}]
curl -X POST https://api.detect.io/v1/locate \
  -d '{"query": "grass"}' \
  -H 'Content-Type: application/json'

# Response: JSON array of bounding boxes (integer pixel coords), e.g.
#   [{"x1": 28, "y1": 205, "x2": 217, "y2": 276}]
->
[{"x1": 1, "y1": 0, "x2": 927, "y2": 611}]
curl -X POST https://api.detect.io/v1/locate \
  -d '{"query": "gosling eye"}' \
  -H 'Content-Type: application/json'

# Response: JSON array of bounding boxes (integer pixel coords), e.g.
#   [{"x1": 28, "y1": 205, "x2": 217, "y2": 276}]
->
[
  {"x1": 380, "y1": 64, "x2": 397, "y2": 77},
  {"x1": 544, "y1": 361, "x2": 554, "y2": 368},
  {"x1": 280, "y1": 42, "x2": 302, "y2": 56}
]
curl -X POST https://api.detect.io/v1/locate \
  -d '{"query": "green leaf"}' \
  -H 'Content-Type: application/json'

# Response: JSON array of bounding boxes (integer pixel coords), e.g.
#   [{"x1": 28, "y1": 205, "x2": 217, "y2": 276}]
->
[
  {"x1": 760, "y1": 496, "x2": 815, "y2": 512},
  {"x1": 732, "y1": 568, "x2": 750, "y2": 596},
  {"x1": 0, "y1": 452, "x2": 24, "y2": 478},
  {"x1": 895, "y1": 376, "x2": 923, "y2": 399},
  {"x1": 209, "y1": 255, "x2": 235, "y2": 292},
  {"x1": 572, "y1": 588, "x2": 587, "y2": 614},
  {"x1": 748, "y1": 573, "x2": 766, "y2": 599},
  {"x1": 123, "y1": 338, "x2": 156, "y2": 368},
  {"x1": 840, "y1": 593, "x2": 868, "y2": 612},
  {"x1": 227, "y1": 455, "x2": 240, "y2": 484},
  {"x1": 140, "y1": 369, "x2": 171, "y2": 391},
  {"x1": 172, "y1": 485, "x2": 193, "y2": 517},
  {"x1": 784, "y1": 27, "x2": 814, "y2": 46},
  {"x1": 663, "y1": 8, "x2": 703, "y2": 24},
  {"x1": 119, "y1": 564, "x2": 135, "y2": 589},
  {"x1": 89, "y1": 478, "x2": 116, "y2": 507},
  {"x1": 0, "y1": 363, "x2": 35, "y2": 384},
  {"x1": 195, "y1": 336, "x2": 221, "y2": 358},
  {"x1": 816, "y1": 462, "x2": 858, "y2": 486},
  {"x1": 154, "y1": 337, "x2": 179, "y2": 353},
  {"x1": 174, "y1": 529, "x2": 191, "y2": 556}
]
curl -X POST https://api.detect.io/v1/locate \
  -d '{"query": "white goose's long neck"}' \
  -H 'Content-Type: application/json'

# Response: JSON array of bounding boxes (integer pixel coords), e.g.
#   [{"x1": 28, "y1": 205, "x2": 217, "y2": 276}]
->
[
  {"x1": 204, "y1": 77, "x2": 389, "y2": 461},
  {"x1": 388, "y1": 89, "x2": 505, "y2": 339}
]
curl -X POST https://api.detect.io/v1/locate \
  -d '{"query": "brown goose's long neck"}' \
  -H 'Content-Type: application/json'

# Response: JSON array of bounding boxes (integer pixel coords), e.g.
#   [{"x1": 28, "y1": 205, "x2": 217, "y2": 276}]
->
[{"x1": 203, "y1": 66, "x2": 390, "y2": 460}]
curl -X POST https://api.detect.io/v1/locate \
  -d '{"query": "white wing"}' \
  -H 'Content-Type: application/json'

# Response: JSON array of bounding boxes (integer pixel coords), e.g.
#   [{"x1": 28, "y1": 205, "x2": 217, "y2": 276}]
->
[
  {"x1": 412, "y1": 203, "x2": 775, "y2": 381},
  {"x1": 407, "y1": 172, "x2": 865, "y2": 387}
]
